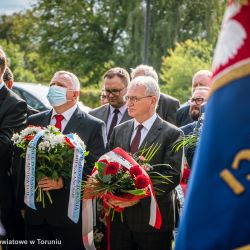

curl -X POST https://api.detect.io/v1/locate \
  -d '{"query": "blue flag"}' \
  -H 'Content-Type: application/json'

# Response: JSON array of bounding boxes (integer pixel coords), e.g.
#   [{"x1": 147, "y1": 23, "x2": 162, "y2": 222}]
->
[{"x1": 176, "y1": 1, "x2": 250, "y2": 249}]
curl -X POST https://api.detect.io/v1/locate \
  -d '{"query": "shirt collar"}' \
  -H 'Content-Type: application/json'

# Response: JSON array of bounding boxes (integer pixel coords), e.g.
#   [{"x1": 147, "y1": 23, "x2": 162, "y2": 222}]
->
[
  {"x1": 109, "y1": 103, "x2": 127, "y2": 116},
  {"x1": 52, "y1": 104, "x2": 78, "y2": 121},
  {"x1": 0, "y1": 82, "x2": 5, "y2": 90},
  {"x1": 133, "y1": 113, "x2": 157, "y2": 131}
]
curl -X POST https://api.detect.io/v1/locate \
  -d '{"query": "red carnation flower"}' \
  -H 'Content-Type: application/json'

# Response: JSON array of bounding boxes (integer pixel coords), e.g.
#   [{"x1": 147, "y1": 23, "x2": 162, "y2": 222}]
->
[
  {"x1": 135, "y1": 175, "x2": 150, "y2": 189},
  {"x1": 104, "y1": 162, "x2": 120, "y2": 176},
  {"x1": 182, "y1": 166, "x2": 191, "y2": 181},
  {"x1": 24, "y1": 135, "x2": 34, "y2": 141},
  {"x1": 64, "y1": 137, "x2": 75, "y2": 148},
  {"x1": 98, "y1": 159, "x2": 109, "y2": 165},
  {"x1": 130, "y1": 165, "x2": 142, "y2": 177}
]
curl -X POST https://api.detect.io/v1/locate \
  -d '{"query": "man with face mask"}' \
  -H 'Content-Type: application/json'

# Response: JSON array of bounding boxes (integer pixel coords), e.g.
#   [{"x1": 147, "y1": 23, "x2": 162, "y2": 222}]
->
[{"x1": 22, "y1": 71, "x2": 106, "y2": 250}]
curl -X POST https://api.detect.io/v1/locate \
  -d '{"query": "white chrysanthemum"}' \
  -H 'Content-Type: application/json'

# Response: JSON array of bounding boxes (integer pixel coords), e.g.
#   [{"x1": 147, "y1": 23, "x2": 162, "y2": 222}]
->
[
  {"x1": 40, "y1": 133, "x2": 65, "y2": 150},
  {"x1": 38, "y1": 140, "x2": 51, "y2": 151},
  {"x1": 20, "y1": 126, "x2": 43, "y2": 138},
  {"x1": 11, "y1": 133, "x2": 22, "y2": 144}
]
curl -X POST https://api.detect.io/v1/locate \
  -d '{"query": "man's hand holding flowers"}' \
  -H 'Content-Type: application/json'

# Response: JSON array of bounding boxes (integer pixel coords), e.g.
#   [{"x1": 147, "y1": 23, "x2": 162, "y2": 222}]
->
[{"x1": 38, "y1": 176, "x2": 64, "y2": 191}]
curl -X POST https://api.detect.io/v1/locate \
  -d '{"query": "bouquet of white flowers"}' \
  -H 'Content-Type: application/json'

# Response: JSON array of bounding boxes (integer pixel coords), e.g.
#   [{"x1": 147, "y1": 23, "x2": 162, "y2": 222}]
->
[{"x1": 12, "y1": 125, "x2": 87, "y2": 223}]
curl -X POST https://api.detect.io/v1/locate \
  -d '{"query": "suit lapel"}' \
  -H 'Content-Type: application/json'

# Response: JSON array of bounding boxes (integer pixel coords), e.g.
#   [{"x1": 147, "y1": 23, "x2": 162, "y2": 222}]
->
[
  {"x1": 40, "y1": 110, "x2": 53, "y2": 127},
  {"x1": 103, "y1": 105, "x2": 110, "y2": 124},
  {"x1": 139, "y1": 116, "x2": 163, "y2": 150},
  {"x1": 120, "y1": 109, "x2": 131, "y2": 124},
  {"x1": 63, "y1": 107, "x2": 83, "y2": 134},
  {"x1": 0, "y1": 85, "x2": 9, "y2": 105},
  {"x1": 120, "y1": 120, "x2": 134, "y2": 151}
]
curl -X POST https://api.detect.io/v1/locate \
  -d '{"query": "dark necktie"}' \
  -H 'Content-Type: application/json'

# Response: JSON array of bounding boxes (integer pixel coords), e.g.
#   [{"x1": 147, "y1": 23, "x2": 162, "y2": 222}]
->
[
  {"x1": 130, "y1": 124, "x2": 144, "y2": 154},
  {"x1": 107, "y1": 109, "x2": 120, "y2": 140},
  {"x1": 54, "y1": 114, "x2": 64, "y2": 131}
]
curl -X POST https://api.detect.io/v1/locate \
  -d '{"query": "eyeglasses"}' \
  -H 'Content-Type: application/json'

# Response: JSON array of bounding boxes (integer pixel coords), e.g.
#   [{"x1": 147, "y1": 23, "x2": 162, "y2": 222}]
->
[
  {"x1": 105, "y1": 87, "x2": 126, "y2": 96},
  {"x1": 125, "y1": 95, "x2": 153, "y2": 103},
  {"x1": 190, "y1": 97, "x2": 205, "y2": 105}
]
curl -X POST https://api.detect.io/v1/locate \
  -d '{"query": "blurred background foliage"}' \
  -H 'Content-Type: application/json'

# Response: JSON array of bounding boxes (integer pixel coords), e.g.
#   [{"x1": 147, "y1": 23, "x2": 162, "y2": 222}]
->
[{"x1": 0, "y1": 0, "x2": 225, "y2": 107}]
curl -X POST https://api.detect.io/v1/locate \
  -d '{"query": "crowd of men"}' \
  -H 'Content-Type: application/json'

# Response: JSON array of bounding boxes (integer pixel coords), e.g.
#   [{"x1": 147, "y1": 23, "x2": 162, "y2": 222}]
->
[{"x1": 0, "y1": 47, "x2": 212, "y2": 250}]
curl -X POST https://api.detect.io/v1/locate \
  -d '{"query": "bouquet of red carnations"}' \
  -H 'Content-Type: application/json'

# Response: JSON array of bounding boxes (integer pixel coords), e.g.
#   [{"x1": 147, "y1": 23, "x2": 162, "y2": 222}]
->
[
  {"x1": 12, "y1": 125, "x2": 87, "y2": 223},
  {"x1": 82, "y1": 147, "x2": 172, "y2": 250}
]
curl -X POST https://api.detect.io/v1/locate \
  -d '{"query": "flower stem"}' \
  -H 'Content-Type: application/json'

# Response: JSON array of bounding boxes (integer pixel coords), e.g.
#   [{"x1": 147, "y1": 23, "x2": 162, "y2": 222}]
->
[{"x1": 46, "y1": 191, "x2": 53, "y2": 204}]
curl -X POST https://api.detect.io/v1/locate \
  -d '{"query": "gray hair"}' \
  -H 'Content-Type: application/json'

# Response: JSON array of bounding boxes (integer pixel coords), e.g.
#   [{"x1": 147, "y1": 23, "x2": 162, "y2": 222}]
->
[
  {"x1": 129, "y1": 76, "x2": 160, "y2": 104},
  {"x1": 131, "y1": 64, "x2": 159, "y2": 83},
  {"x1": 53, "y1": 70, "x2": 80, "y2": 90},
  {"x1": 192, "y1": 70, "x2": 212, "y2": 85}
]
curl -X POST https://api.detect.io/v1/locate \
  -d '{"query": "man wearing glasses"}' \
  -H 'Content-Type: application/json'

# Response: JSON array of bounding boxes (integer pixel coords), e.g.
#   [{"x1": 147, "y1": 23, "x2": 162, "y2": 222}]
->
[
  {"x1": 189, "y1": 87, "x2": 209, "y2": 122},
  {"x1": 109, "y1": 76, "x2": 182, "y2": 250},
  {"x1": 89, "y1": 67, "x2": 132, "y2": 141},
  {"x1": 176, "y1": 70, "x2": 212, "y2": 127}
]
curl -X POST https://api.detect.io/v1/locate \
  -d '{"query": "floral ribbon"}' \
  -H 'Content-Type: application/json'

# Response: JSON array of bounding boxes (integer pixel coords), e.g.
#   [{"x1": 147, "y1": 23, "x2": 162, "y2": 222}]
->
[
  {"x1": 82, "y1": 147, "x2": 162, "y2": 250},
  {"x1": 24, "y1": 130, "x2": 46, "y2": 210},
  {"x1": 66, "y1": 133, "x2": 85, "y2": 223}
]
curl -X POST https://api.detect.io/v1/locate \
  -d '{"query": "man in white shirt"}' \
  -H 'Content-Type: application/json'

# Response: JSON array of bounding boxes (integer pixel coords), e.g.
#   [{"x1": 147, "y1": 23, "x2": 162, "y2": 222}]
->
[
  {"x1": 22, "y1": 70, "x2": 106, "y2": 250},
  {"x1": 109, "y1": 76, "x2": 182, "y2": 250},
  {"x1": 89, "y1": 67, "x2": 132, "y2": 141}
]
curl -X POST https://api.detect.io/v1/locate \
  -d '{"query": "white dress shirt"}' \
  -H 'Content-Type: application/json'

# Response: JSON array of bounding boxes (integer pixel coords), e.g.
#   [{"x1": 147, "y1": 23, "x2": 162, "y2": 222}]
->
[
  {"x1": 0, "y1": 82, "x2": 5, "y2": 90},
  {"x1": 130, "y1": 113, "x2": 158, "y2": 147},
  {"x1": 50, "y1": 104, "x2": 78, "y2": 132}
]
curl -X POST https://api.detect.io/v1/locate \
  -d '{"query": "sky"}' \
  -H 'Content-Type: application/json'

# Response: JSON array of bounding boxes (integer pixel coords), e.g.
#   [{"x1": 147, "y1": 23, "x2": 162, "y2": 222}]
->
[{"x1": 0, "y1": 0, "x2": 37, "y2": 15}]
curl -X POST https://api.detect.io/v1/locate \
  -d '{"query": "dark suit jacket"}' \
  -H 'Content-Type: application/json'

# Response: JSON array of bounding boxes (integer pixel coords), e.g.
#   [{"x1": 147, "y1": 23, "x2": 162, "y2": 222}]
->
[
  {"x1": 89, "y1": 103, "x2": 132, "y2": 127},
  {"x1": 0, "y1": 85, "x2": 27, "y2": 208},
  {"x1": 157, "y1": 93, "x2": 180, "y2": 125},
  {"x1": 24, "y1": 106, "x2": 106, "y2": 227},
  {"x1": 176, "y1": 102, "x2": 193, "y2": 127},
  {"x1": 109, "y1": 116, "x2": 182, "y2": 232}
]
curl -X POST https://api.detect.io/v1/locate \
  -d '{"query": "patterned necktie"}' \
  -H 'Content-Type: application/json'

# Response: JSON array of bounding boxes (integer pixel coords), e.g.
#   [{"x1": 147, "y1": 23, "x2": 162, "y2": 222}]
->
[
  {"x1": 54, "y1": 114, "x2": 64, "y2": 131},
  {"x1": 107, "y1": 109, "x2": 120, "y2": 140},
  {"x1": 130, "y1": 124, "x2": 144, "y2": 154}
]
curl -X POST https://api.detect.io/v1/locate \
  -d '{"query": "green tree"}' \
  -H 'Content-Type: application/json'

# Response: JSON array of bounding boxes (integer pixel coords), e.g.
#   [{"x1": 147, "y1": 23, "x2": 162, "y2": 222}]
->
[
  {"x1": 0, "y1": 39, "x2": 37, "y2": 82},
  {"x1": 160, "y1": 39, "x2": 213, "y2": 103},
  {"x1": 122, "y1": 0, "x2": 225, "y2": 73}
]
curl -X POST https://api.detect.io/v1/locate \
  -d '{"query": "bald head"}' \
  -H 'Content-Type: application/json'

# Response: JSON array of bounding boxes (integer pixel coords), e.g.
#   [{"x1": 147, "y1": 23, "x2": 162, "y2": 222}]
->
[
  {"x1": 131, "y1": 64, "x2": 159, "y2": 83},
  {"x1": 192, "y1": 70, "x2": 212, "y2": 93}
]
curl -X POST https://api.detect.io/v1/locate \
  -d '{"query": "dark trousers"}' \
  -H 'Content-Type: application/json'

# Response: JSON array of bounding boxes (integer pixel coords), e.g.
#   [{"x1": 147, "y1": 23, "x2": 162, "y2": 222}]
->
[
  {"x1": 25, "y1": 222, "x2": 84, "y2": 250},
  {"x1": 1, "y1": 207, "x2": 25, "y2": 250},
  {"x1": 110, "y1": 221, "x2": 173, "y2": 250}
]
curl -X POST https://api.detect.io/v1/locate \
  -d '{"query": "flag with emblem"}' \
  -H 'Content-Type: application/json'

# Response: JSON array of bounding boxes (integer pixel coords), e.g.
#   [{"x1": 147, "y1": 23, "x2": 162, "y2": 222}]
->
[{"x1": 175, "y1": 1, "x2": 250, "y2": 249}]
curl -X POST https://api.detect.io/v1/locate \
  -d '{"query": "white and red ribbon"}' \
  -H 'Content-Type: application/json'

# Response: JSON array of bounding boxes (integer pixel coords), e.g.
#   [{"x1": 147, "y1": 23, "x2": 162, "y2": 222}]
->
[{"x1": 82, "y1": 147, "x2": 162, "y2": 250}]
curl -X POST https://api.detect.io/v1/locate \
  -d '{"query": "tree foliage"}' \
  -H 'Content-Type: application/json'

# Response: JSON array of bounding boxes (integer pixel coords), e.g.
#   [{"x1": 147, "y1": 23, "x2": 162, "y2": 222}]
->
[
  {"x1": 160, "y1": 39, "x2": 213, "y2": 103},
  {"x1": 0, "y1": 0, "x2": 225, "y2": 98}
]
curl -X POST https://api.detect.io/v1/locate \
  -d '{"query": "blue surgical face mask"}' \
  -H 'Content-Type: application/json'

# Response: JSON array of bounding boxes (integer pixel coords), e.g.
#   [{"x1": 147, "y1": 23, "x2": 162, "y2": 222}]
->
[{"x1": 47, "y1": 85, "x2": 68, "y2": 107}]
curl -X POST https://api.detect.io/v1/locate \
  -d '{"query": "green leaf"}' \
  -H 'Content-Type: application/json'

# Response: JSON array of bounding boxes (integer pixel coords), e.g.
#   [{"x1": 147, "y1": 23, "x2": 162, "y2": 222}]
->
[
  {"x1": 121, "y1": 189, "x2": 146, "y2": 196},
  {"x1": 95, "y1": 162, "x2": 106, "y2": 176},
  {"x1": 102, "y1": 174, "x2": 112, "y2": 184}
]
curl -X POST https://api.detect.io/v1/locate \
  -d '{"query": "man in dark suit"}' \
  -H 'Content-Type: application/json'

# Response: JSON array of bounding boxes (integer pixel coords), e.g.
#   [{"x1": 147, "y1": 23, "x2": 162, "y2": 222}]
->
[
  {"x1": 176, "y1": 70, "x2": 212, "y2": 127},
  {"x1": 89, "y1": 67, "x2": 132, "y2": 141},
  {"x1": 109, "y1": 76, "x2": 182, "y2": 250},
  {"x1": 0, "y1": 49, "x2": 27, "y2": 248},
  {"x1": 131, "y1": 64, "x2": 180, "y2": 125},
  {"x1": 23, "y1": 71, "x2": 106, "y2": 250}
]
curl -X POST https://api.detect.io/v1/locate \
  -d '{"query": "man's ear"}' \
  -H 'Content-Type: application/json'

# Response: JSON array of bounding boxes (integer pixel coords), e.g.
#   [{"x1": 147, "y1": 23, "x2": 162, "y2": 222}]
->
[
  {"x1": 73, "y1": 90, "x2": 79, "y2": 98},
  {"x1": 151, "y1": 96, "x2": 157, "y2": 106}
]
